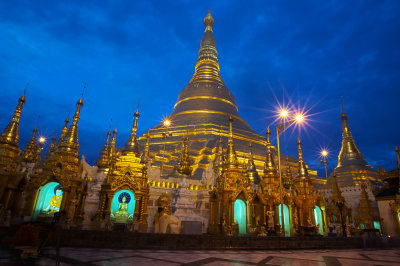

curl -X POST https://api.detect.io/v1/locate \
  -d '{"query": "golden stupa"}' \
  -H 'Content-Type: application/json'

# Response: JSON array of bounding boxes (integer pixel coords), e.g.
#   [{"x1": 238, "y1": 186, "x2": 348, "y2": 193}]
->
[{"x1": 137, "y1": 8, "x2": 319, "y2": 184}]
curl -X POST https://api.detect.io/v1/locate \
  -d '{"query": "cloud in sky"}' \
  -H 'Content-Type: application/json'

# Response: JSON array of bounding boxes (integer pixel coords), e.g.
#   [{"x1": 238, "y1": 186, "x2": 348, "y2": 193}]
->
[{"x1": 0, "y1": 0, "x2": 399, "y2": 176}]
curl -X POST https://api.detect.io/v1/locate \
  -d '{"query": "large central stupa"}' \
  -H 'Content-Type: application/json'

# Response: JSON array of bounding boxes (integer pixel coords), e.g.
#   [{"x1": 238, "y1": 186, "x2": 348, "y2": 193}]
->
[{"x1": 139, "y1": 9, "x2": 317, "y2": 181}]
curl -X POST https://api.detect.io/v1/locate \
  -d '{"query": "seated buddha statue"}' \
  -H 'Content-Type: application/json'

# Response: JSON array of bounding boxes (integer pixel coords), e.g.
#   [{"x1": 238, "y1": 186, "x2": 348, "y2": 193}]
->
[
  {"x1": 113, "y1": 196, "x2": 129, "y2": 223},
  {"x1": 43, "y1": 188, "x2": 63, "y2": 214}
]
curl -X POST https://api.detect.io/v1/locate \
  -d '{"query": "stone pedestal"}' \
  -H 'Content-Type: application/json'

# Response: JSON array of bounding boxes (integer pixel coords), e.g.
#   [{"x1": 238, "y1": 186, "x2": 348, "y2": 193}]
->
[{"x1": 172, "y1": 175, "x2": 206, "y2": 234}]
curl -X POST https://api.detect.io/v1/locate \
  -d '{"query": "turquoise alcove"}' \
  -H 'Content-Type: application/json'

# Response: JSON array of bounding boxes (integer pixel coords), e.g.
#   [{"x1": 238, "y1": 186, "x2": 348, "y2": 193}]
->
[
  {"x1": 373, "y1": 221, "x2": 381, "y2": 231},
  {"x1": 234, "y1": 199, "x2": 246, "y2": 234},
  {"x1": 33, "y1": 182, "x2": 63, "y2": 221},
  {"x1": 110, "y1": 190, "x2": 136, "y2": 223},
  {"x1": 314, "y1": 206, "x2": 324, "y2": 235},
  {"x1": 278, "y1": 204, "x2": 290, "y2": 236}
]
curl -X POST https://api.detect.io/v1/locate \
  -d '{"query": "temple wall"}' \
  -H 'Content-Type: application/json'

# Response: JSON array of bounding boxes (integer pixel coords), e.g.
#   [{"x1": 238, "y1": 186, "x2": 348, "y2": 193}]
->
[
  {"x1": 320, "y1": 185, "x2": 379, "y2": 219},
  {"x1": 377, "y1": 199, "x2": 399, "y2": 236}
]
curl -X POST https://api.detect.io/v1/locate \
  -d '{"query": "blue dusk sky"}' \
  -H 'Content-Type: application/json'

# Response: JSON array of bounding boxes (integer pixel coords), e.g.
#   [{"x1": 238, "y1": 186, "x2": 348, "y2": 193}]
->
[{"x1": 0, "y1": 0, "x2": 399, "y2": 177}]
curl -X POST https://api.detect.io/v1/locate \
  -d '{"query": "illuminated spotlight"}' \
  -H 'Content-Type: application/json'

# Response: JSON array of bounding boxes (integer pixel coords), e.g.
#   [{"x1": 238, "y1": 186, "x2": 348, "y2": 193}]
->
[
  {"x1": 280, "y1": 109, "x2": 289, "y2": 118},
  {"x1": 39, "y1": 137, "x2": 45, "y2": 143},
  {"x1": 321, "y1": 150, "x2": 328, "y2": 157},
  {"x1": 163, "y1": 119, "x2": 171, "y2": 127},
  {"x1": 295, "y1": 114, "x2": 304, "y2": 123}
]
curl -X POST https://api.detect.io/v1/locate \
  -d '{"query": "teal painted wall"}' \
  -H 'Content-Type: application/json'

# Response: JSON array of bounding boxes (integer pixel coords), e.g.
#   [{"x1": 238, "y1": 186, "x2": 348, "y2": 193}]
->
[
  {"x1": 278, "y1": 204, "x2": 290, "y2": 236},
  {"x1": 234, "y1": 199, "x2": 246, "y2": 234},
  {"x1": 314, "y1": 206, "x2": 324, "y2": 235},
  {"x1": 33, "y1": 182, "x2": 62, "y2": 221}
]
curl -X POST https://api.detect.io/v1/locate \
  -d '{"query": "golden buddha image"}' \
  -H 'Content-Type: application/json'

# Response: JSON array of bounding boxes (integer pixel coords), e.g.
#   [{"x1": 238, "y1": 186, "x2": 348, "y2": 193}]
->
[
  {"x1": 111, "y1": 192, "x2": 133, "y2": 223},
  {"x1": 43, "y1": 186, "x2": 63, "y2": 214}
]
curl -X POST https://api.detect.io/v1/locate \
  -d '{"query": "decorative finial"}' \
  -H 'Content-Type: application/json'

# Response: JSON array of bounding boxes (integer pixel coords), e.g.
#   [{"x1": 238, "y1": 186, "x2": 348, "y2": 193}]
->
[
  {"x1": 266, "y1": 126, "x2": 271, "y2": 144},
  {"x1": 134, "y1": 103, "x2": 140, "y2": 117},
  {"x1": 204, "y1": 5, "x2": 214, "y2": 32},
  {"x1": 297, "y1": 138, "x2": 309, "y2": 179}
]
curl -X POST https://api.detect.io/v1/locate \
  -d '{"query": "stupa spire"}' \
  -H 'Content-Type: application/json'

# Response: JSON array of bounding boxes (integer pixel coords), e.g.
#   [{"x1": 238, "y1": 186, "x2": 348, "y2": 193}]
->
[
  {"x1": 337, "y1": 99, "x2": 367, "y2": 167},
  {"x1": 21, "y1": 118, "x2": 39, "y2": 162},
  {"x1": 263, "y1": 127, "x2": 277, "y2": 178},
  {"x1": 109, "y1": 127, "x2": 117, "y2": 161},
  {"x1": 0, "y1": 92, "x2": 26, "y2": 147},
  {"x1": 43, "y1": 135, "x2": 56, "y2": 162},
  {"x1": 55, "y1": 115, "x2": 69, "y2": 148},
  {"x1": 177, "y1": 136, "x2": 192, "y2": 176},
  {"x1": 58, "y1": 95, "x2": 83, "y2": 152},
  {"x1": 225, "y1": 116, "x2": 239, "y2": 169},
  {"x1": 123, "y1": 105, "x2": 140, "y2": 154},
  {"x1": 213, "y1": 127, "x2": 225, "y2": 175},
  {"x1": 331, "y1": 173, "x2": 344, "y2": 200},
  {"x1": 97, "y1": 129, "x2": 111, "y2": 168},
  {"x1": 283, "y1": 155, "x2": 294, "y2": 189},
  {"x1": 247, "y1": 143, "x2": 260, "y2": 184},
  {"x1": 188, "y1": 7, "x2": 224, "y2": 87},
  {"x1": 141, "y1": 133, "x2": 150, "y2": 165},
  {"x1": 297, "y1": 139, "x2": 309, "y2": 179}
]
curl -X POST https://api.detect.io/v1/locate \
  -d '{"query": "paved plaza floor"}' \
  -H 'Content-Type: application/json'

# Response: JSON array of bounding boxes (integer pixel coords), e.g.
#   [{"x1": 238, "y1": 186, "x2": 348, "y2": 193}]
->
[{"x1": 1, "y1": 247, "x2": 400, "y2": 265}]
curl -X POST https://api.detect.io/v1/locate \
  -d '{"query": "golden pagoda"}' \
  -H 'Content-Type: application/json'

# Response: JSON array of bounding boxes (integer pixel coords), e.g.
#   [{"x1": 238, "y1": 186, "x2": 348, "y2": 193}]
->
[
  {"x1": 292, "y1": 139, "x2": 327, "y2": 236},
  {"x1": 327, "y1": 103, "x2": 382, "y2": 188},
  {"x1": 322, "y1": 102, "x2": 383, "y2": 232},
  {"x1": 0, "y1": 92, "x2": 26, "y2": 215},
  {"x1": 96, "y1": 107, "x2": 150, "y2": 232},
  {"x1": 326, "y1": 173, "x2": 352, "y2": 235},
  {"x1": 209, "y1": 117, "x2": 253, "y2": 235},
  {"x1": 256, "y1": 127, "x2": 282, "y2": 233},
  {"x1": 21, "y1": 122, "x2": 39, "y2": 163},
  {"x1": 356, "y1": 182, "x2": 381, "y2": 230},
  {"x1": 0, "y1": 7, "x2": 329, "y2": 236},
  {"x1": 22, "y1": 95, "x2": 86, "y2": 224},
  {"x1": 137, "y1": 8, "x2": 313, "y2": 184}
]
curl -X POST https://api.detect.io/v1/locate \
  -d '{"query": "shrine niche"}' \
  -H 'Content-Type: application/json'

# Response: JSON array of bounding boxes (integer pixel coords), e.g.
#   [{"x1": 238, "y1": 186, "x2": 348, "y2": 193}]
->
[
  {"x1": 110, "y1": 190, "x2": 135, "y2": 223},
  {"x1": 33, "y1": 182, "x2": 63, "y2": 220},
  {"x1": 234, "y1": 199, "x2": 246, "y2": 234},
  {"x1": 96, "y1": 107, "x2": 150, "y2": 232}
]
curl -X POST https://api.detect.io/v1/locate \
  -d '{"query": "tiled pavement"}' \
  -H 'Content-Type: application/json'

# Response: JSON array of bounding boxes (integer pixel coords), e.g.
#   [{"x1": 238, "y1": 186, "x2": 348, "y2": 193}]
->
[{"x1": 1, "y1": 248, "x2": 400, "y2": 265}]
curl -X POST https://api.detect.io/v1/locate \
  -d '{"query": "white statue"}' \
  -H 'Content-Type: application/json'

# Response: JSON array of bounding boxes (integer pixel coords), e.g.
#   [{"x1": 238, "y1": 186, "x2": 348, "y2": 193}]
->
[
  {"x1": 154, "y1": 194, "x2": 179, "y2": 234},
  {"x1": 201, "y1": 162, "x2": 217, "y2": 187}
]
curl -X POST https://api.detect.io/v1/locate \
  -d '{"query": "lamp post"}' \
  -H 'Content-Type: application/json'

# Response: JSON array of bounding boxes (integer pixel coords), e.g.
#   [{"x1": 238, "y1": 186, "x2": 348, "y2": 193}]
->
[
  {"x1": 276, "y1": 110, "x2": 304, "y2": 236},
  {"x1": 161, "y1": 119, "x2": 171, "y2": 177},
  {"x1": 320, "y1": 150, "x2": 328, "y2": 180}
]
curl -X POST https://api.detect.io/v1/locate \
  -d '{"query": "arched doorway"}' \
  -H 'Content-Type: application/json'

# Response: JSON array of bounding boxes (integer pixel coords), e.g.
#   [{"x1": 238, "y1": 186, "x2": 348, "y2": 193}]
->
[
  {"x1": 373, "y1": 221, "x2": 381, "y2": 232},
  {"x1": 278, "y1": 204, "x2": 290, "y2": 236},
  {"x1": 111, "y1": 190, "x2": 136, "y2": 223},
  {"x1": 314, "y1": 206, "x2": 324, "y2": 235},
  {"x1": 33, "y1": 182, "x2": 63, "y2": 220},
  {"x1": 234, "y1": 199, "x2": 246, "y2": 234}
]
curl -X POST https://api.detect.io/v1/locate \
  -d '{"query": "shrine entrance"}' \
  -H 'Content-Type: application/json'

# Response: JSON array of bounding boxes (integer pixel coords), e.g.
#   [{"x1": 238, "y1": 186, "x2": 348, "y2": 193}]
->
[
  {"x1": 234, "y1": 199, "x2": 246, "y2": 234},
  {"x1": 314, "y1": 206, "x2": 324, "y2": 235},
  {"x1": 279, "y1": 204, "x2": 290, "y2": 236}
]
